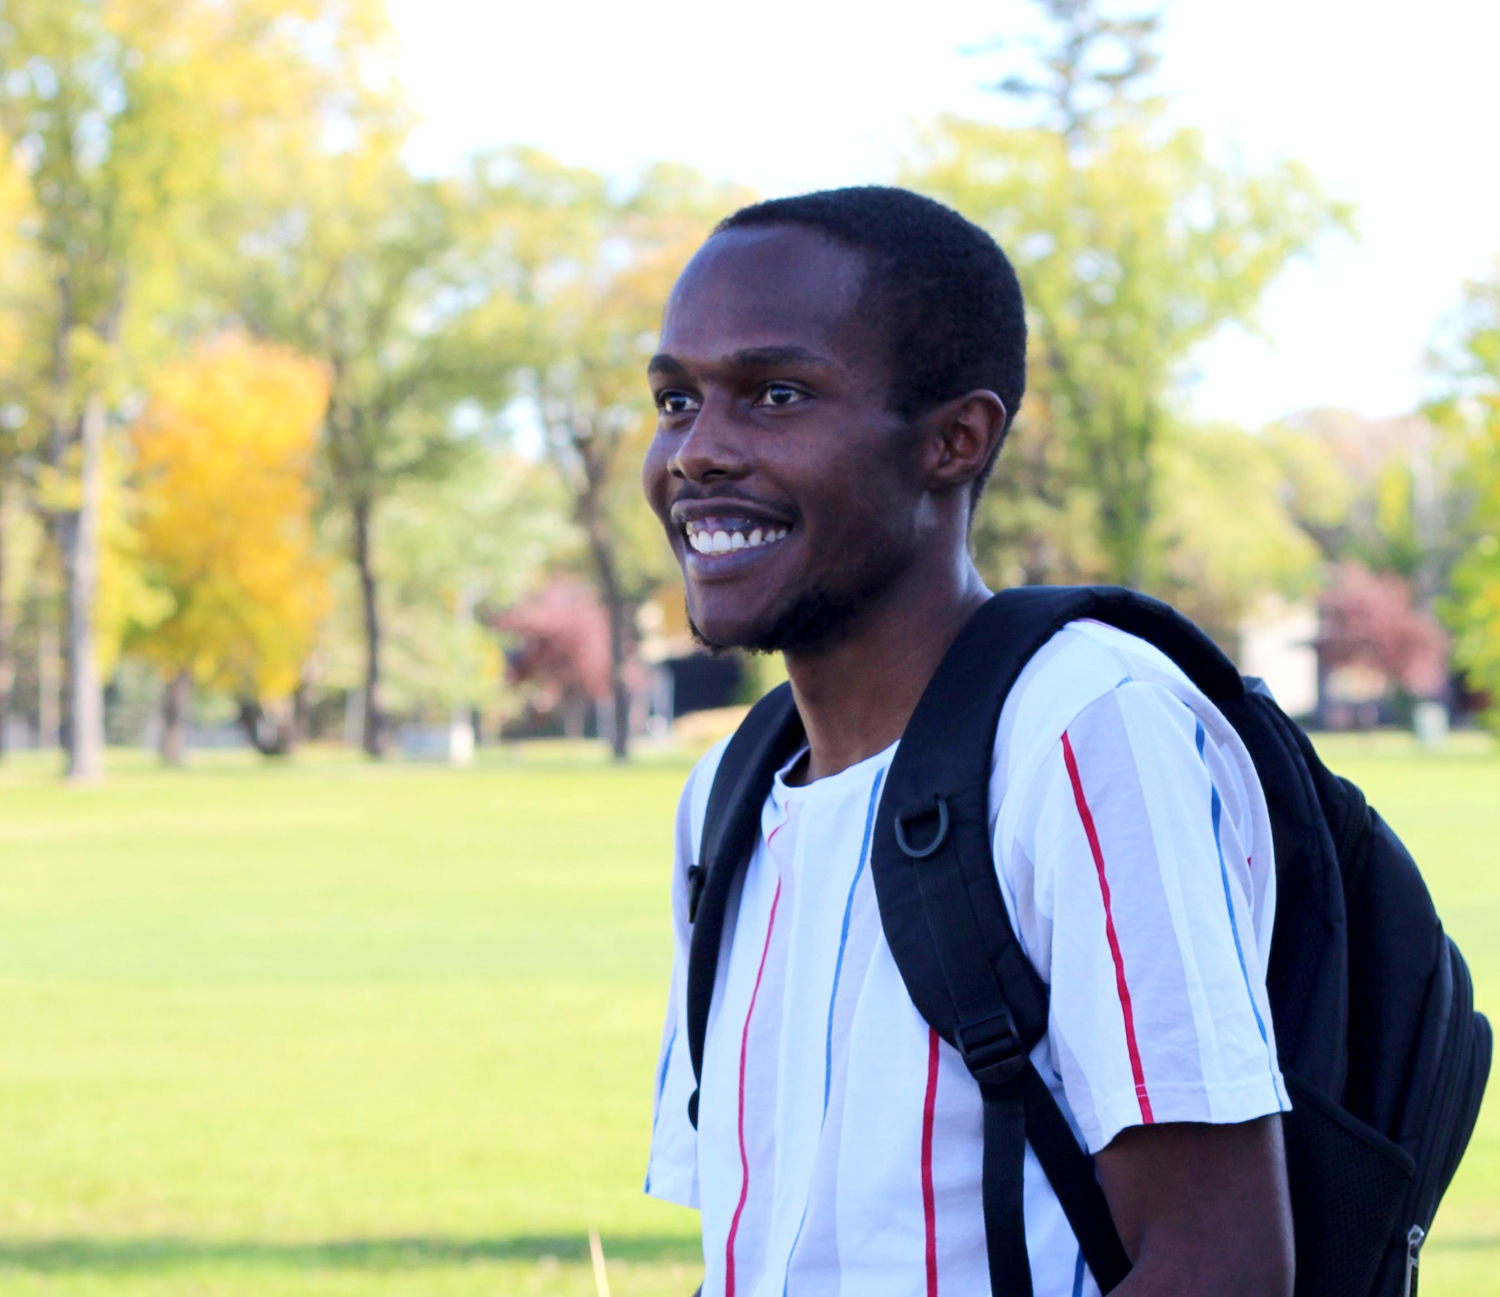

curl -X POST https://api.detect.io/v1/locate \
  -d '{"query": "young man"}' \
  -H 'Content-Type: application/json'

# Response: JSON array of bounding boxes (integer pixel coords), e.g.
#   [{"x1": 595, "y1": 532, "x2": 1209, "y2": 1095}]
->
[{"x1": 640, "y1": 187, "x2": 1294, "y2": 1296}]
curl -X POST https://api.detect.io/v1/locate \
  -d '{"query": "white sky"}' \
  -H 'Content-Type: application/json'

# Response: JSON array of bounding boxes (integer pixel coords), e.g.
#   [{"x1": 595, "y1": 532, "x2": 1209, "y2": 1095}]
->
[{"x1": 388, "y1": 0, "x2": 1500, "y2": 429}]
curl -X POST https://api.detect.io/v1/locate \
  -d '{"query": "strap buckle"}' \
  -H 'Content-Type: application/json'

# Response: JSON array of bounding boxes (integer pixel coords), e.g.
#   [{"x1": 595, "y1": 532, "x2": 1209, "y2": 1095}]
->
[{"x1": 955, "y1": 1004, "x2": 1028, "y2": 1086}]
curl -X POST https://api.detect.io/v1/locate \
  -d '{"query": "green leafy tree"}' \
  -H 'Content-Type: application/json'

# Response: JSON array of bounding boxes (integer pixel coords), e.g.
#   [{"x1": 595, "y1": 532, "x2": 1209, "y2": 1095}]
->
[
  {"x1": 234, "y1": 130, "x2": 512, "y2": 756},
  {"x1": 1265, "y1": 408, "x2": 1465, "y2": 620},
  {"x1": 324, "y1": 451, "x2": 564, "y2": 734},
  {"x1": 1149, "y1": 423, "x2": 1322, "y2": 641},
  {"x1": 910, "y1": 0, "x2": 1350, "y2": 588},
  {"x1": 466, "y1": 151, "x2": 750, "y2": 758},
  {"x1": 1429, "y1": 262, "x2": 1500, "y2": 722},
  {"x1": 0, "y1": 137, "x2": 40, "y2": 756},
  {"x1": 971, "y1": 0, "x2": 1163, "y2": 144}
]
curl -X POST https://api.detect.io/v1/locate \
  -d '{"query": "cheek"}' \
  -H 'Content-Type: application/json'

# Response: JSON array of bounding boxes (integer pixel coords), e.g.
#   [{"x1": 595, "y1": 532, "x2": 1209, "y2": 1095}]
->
[
  {"x1": 824, "y1": 429, "x2": 919, "y2": 522},
  {"x1": 640, "y1": 435, "x2": 673, "y2": 520},
  {"x1": 797, "y1": 446, "x2": 920, "y2": 568}
]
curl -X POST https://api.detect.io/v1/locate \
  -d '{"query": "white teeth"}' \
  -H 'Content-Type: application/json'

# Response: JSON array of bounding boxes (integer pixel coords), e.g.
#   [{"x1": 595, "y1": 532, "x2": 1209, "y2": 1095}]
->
[{"x1": 684, "y1": 522, "x2": 791, "y2": 554}]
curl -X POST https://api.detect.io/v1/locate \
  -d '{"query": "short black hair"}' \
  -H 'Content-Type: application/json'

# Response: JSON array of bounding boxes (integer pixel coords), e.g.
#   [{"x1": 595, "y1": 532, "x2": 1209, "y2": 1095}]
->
[{"x1": 715, "y1": 185, "x2": 1026, "y2": 498}]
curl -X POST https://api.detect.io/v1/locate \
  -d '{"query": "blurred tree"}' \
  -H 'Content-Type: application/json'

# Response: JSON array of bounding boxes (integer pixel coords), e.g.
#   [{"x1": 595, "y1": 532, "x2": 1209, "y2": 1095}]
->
[
  {"x1": 467, "y1": 151, "x2": 751, "y2": 758},
  {"x1": 1149, "y1": 423, "x2": 1322, "y2": 643},
  {"x1": 969, "y1": 0, "x2": 1163, "y2": 145},
  {"x1": 1319, "y1": 560, "x2": 1447, "y2": 700},
  {"x1": 0, "y1": 0, "x2": 387, "y2": 779},
  {"x1": 0, "y1": 136, "x2": 39, "y2": 757},
  {"x1": 321, "y1": 451, "x2": 563, "y2": 736},
  {"x1": 94, "y1": 438, "x2": 167, "y2": 686},
  {"x1": 1429, "y1": 262, "x2": 1500, "y2": 724},
  {"x1": 1269, "y1": 408, "x2": 1467, "y2": 620},
  {"x1": 1260, "y1": 418, "x2": 1359, "y2": 550},
  {"x1": 235, "y1": 133, "x2": 511, "y2": 757},
  {"x1": 912, "y1": 0, "x2": 1350, "y2": 587},
  {"x1": 129, "y1": 335, "x2": 331, "y2": 762},
  {"x1": 494, "y1": 578, "x2": 613, "y2": 740}
]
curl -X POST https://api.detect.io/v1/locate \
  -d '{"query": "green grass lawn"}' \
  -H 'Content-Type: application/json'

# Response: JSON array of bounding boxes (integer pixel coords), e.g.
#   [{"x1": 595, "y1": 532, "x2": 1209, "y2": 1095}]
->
[{"x1": 0, "y1": 734, "x2": 1494, "y2": 1296}]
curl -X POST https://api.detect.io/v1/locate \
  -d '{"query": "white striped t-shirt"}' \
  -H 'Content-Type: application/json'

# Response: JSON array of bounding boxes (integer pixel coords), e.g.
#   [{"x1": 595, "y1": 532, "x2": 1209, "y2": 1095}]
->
[{"x1": 646, "y1": 620, "x2": 1289, "y2": 1297}]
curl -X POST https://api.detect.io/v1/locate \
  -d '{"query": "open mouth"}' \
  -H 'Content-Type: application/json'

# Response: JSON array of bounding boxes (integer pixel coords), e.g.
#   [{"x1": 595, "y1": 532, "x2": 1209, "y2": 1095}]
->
[{"x1": 683, "y1": 517, "x2": 791, "y2": 556}]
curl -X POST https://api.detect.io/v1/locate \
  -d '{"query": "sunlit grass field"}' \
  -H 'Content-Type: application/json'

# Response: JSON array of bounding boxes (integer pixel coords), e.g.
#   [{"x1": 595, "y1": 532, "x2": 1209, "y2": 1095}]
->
[{"x1": 0, "y1": 734, "x2": 1494, "y2": 1296}]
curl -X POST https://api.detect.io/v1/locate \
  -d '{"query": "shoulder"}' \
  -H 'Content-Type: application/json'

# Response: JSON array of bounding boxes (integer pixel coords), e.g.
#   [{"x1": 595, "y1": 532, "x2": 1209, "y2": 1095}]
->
[
  {"x1": 987, "y1": 619, "x2": 1276, "y2": 970},
  {"x1": 994, "y1": 618, "x2": 1232, "y2": 780}
]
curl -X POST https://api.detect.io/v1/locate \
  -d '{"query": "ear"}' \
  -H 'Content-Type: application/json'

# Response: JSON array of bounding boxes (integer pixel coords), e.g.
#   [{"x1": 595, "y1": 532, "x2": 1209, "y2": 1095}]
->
[{"x1": 921, "y1": 390, "x2": 1008, "y2": 492}]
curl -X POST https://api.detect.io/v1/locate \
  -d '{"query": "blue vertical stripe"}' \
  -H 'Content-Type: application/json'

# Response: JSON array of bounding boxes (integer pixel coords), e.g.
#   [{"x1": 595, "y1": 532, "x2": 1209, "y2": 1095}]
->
[
  {"x1": 825, "y1": 768, "x2": 886, "y2": 1115},
  {"x1": 783, "y1": 767, "x2": 886, "y2": 1296},
  {"x1": 645, "y1": 1019, "x2": 678, "y2": 1195},
  {"x1": 1195, "y1": 722, "x2": 1286, "y2": 1109},
  {"x1": 1072, "y1": 1244, "x2": 1087, "y2": 1297},
  {"x1": 652, "y1": 1021, "x2": 677, "y2": 1128}
]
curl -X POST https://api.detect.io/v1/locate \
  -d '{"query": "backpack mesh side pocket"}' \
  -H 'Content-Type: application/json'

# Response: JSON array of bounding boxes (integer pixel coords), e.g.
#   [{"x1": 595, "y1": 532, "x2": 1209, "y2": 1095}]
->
[{"x1": 1283, "y1": 1072, "x2": 1413, "y2": 1297}]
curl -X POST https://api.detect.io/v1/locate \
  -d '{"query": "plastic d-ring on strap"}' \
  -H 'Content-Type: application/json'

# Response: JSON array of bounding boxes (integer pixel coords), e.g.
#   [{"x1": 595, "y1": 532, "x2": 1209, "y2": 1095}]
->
[{"x1": 894, "y1": 795, "x2": 950, "y2": 859}]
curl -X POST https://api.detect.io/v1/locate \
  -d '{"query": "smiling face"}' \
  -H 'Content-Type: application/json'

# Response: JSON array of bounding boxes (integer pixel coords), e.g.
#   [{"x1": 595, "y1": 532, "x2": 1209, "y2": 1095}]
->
[{"x1": 642, "y1": 224, "x2": 937, "y2": 654}]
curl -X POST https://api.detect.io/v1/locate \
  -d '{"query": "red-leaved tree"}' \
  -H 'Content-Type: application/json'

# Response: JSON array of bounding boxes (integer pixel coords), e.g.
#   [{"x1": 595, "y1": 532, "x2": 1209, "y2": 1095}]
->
[
  {"x1": 493, "y1": 579, "x2": 611, "y2": 737},
  {"x1": 1318, "y1": 561, "x2": 1448, "y2": 697}
]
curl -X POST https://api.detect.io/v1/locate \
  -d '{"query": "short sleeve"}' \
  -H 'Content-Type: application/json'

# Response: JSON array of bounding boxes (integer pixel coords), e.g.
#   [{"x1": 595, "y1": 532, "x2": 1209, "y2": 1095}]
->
[
  {"x1": 1005, "y1": 679, "x2": 1288, "y2": 1154},
  {"x1": 644, "y1": 761, "x2": 709, "y2": 1207}
]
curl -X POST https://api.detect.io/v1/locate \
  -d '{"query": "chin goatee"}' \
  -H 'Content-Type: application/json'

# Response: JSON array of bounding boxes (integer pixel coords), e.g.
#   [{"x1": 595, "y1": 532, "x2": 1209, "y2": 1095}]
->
[{"x1": 688, "y1": 585, "x2": 868, "y2": 657}]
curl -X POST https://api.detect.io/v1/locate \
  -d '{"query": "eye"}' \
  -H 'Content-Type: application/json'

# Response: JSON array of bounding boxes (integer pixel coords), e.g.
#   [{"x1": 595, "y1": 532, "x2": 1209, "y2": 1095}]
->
[
  {"x1": 754, "y1": 383, "x2": 807, "y2": 409},
  {"x1": 657, "y1": 390, "x2": 700, "y2": 416}
]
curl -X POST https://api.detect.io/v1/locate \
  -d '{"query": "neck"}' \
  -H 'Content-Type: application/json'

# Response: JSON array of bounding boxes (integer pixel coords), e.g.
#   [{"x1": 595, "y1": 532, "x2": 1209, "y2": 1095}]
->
[{"x1": 783, "y1": 552, "x2": 990, "y2": 784}]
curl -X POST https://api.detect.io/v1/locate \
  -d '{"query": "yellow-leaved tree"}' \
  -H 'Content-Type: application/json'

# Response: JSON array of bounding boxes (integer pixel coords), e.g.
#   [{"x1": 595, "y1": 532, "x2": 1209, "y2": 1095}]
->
[
  {"x1": 131, "y1": 335, "x2": 330, "y2": 762},
  {"x1": 0, "y1": 0, "x2": 389, "y2": 779}
]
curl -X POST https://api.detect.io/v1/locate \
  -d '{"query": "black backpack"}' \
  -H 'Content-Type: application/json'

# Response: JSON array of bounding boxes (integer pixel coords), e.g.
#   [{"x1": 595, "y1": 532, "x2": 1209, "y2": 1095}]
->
[{"x1": 684, "y1": 586, "x2": 1491, "y2": 1297}]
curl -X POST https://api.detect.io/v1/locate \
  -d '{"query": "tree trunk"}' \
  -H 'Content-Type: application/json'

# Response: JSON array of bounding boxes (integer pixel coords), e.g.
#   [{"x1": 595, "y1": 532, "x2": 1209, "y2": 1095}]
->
[
  {"x1": 291, "y1": 679, "x2": 312, "y2": 746},
  {"x1": 351, "y1": 495, "x2": 387, "y2": 758},
  {"x1": 608, "y1": 622, "x2": 630, "y2": 760},
  {"x1": 343, "y1": 685, "x2": 365, "y2": 749},
  {"x1": 0, "y1": 485, "x2": 11, "y2": 761},
  {"x1": 61, "y1": 393, "x2": 107, "y2": 783},
  {"x1": 562, "y1": 691, "x2": 585, "y2": 740},
  {"x1": 237, "y1": 699, "x2": 294, "y2": 757},
  {"x1": 582, "y1": 515, "x2": 632, "y2": 761},
  {"x1": 161, "y1": 670, "x2": 191, "y2": 767},
  {"x1": 38, "y1": 610, "x2": 60, "y2": 750}
]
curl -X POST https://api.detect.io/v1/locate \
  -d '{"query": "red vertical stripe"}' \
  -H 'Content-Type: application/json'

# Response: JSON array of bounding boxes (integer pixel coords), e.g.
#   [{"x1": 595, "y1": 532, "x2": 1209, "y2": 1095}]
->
[
  {"x1": 1061, "y1": 731, "x2": 1155, "y2": 1124},
  {"x1": 921, "y1": 1026, "x2": 940, "y2": 1297},
  {"x1": 724, "y1": 877, "x2": 783, "y2": 1297}
]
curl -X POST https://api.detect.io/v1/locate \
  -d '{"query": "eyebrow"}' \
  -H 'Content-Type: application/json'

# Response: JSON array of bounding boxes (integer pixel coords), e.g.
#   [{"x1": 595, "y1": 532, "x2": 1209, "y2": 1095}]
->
[
  {"x1": 647, "y1": 353, "x2": 690, "y2": 378},
  {"x1": 647, "y1": 345, "x2": 837, "y2": 378}
]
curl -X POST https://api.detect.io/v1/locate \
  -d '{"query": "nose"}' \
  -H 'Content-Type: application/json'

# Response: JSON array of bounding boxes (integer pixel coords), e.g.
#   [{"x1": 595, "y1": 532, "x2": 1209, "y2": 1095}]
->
[{"x1": 668, "y1": 398, "x2": 751, "y2": 484}]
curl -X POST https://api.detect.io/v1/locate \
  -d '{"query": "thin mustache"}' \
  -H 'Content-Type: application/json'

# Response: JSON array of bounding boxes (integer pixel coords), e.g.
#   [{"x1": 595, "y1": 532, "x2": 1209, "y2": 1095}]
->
[{"x1": 671, "y1": 488, "x2": 774, "y2": 506}]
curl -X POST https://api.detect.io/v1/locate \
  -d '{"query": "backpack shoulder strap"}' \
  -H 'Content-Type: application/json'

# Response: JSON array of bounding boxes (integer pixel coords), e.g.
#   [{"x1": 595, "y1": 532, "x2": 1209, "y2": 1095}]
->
[
  {"x1": 871, "y1": 584, "x2": 1219, "y2": 1056},
  {"x1": 1061, "y1": 584, "x2": 1245, "y2": 701},
  {"x1": 684, "y1": 681, "x2": 805, "y2": 1127},
  {"x1": 872, "y1": 586, "x2": 1160, "y2": 1294}
]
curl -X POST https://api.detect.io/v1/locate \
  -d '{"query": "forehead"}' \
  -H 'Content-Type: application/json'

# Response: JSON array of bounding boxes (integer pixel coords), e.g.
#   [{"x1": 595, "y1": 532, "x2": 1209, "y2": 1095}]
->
[{"x1": 660, "y1": 224, "x2": 873, "y2": 363}]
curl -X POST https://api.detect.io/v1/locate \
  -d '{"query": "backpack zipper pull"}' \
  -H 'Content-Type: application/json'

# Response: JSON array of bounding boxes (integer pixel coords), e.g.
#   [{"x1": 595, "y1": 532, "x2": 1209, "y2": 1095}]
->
[{"x1": 1403, "y1": 1224, "x2": 1426, "y2": 1297}]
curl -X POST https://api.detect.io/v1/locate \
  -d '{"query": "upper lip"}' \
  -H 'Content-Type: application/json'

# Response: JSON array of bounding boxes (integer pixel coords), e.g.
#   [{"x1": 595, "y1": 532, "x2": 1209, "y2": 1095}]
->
[{"x1": 670, "y1": 497, "x2": 793, "y2": 533}]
